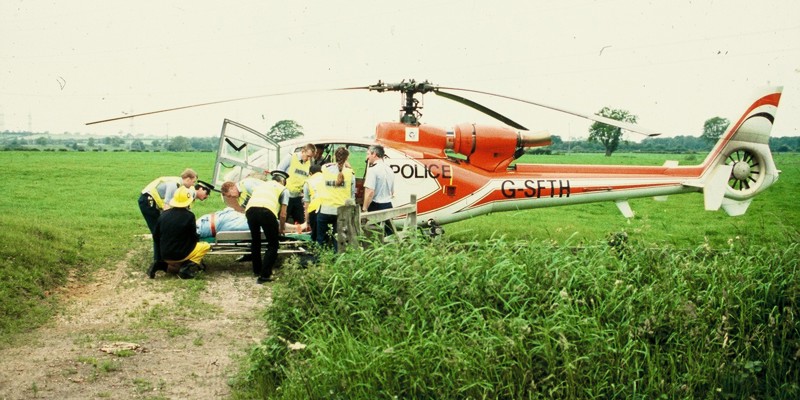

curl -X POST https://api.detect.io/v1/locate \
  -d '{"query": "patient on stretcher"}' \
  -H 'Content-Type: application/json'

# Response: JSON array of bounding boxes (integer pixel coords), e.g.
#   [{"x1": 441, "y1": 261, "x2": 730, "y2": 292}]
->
[
  {"x1": 196, "y1": 207, "x2": 249, "y2": 238},
  {"x1": 196, "y1": 207, "x2": 308, "y2": 239}
]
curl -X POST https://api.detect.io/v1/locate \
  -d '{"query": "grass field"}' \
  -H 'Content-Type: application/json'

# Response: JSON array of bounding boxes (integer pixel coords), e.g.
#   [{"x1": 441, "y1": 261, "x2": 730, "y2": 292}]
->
[
  {"x1": 0, "y1": 151, "x2": 224, "y2": 338},
  {"x1": 1, "y1": 151, "x2": 798, "y2": 398}
]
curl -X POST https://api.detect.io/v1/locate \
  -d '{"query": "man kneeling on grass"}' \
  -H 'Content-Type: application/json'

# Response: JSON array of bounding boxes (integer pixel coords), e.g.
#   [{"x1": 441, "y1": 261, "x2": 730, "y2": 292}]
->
[{"x1": 149, "y1": 186, "x2": 210, "y2": 279}]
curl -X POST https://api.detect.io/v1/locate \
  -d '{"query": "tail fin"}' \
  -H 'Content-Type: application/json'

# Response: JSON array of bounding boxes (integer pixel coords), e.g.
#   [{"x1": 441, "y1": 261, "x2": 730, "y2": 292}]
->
[{"x1": 699, "y1": 87, "x2": 782, "y2": 216}]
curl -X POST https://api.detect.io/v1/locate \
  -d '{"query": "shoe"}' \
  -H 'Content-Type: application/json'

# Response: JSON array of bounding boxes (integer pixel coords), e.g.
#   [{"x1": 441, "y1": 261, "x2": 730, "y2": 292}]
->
[
  {"x1": 178, "y1": 262, "x2": 200, "y2": 279},
  {"x1": 236, "y1": 254, "x2": 253, "y2": 262},
  {"x1": 256, "y1": 276, "x2": 272, "y2": 284},
  {"x1": 147, "y1": 261, "x2": 167, "y2": 279}
]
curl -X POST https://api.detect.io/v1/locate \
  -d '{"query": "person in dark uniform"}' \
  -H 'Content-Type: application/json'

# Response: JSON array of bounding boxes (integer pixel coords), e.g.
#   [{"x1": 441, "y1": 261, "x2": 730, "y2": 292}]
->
[
  {"x1": 150, "y1": 186, "x2": 211, "y2": 279},
  {"x1": 245, "y1": 170, "x2": 290, "y2": 284}
]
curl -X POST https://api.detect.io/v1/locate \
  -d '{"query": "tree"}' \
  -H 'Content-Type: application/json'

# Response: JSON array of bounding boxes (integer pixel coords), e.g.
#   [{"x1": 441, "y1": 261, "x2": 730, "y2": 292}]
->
[
  {"x1": 130, "y1": 139, "x2": 146, "y2": 151},
  {"x1": 268, "y1": 120, "x2": 304, "y2": 142},
  {"x1": 166, "y1": 136, "x2": 191, "y2": 152},
  {"x1": 588, "y1": 107, "x2": 637, "y2": 157},
  {"x1": 190, "y1": 137, "x2": 216, "y2": 152},
  {"x1": 701, "y1": 116, "x2": 730, "y2": 144},
  {"x1": 102, "y1": 136, "x2": 124, "y2": 147}
]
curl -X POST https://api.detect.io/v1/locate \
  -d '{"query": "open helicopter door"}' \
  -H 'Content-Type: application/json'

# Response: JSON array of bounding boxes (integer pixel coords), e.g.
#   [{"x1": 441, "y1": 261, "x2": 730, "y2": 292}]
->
[{"x1": 212, "y1": 119, "x2": 281, "y2": 189}]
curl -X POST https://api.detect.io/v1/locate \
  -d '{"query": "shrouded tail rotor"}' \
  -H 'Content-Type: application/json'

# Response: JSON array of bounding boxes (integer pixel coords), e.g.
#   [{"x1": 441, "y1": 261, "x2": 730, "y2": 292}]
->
[{"x1": 725, "y1": 148, "x2": 765, "y2": 195}]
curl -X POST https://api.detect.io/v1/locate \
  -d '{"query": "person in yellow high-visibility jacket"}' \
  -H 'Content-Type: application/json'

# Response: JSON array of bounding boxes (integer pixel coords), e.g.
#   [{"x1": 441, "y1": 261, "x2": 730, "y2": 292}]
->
[
  {"x1": 302, "y1": 163, "x2": 323, "y2": 240},
  {"x1": 277, "y1": 143, "x2": 317, "y2": 225},
  {"x1": 245, "y1": 170, "x2": 290, "y2": 284},
  {"x1": 139, "y1": 169, "x2": 197, "y2": 235},
  {"x1": 315, "y1": 146, "x2": 355, "y2": 252},
  {"x1": 220, "y1": 177, "x2": 267, "y2": 212}
]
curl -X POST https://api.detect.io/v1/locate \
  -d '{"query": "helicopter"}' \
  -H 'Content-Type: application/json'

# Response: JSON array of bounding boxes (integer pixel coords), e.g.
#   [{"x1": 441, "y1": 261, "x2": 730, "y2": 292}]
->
[
  {"x1": 88, "y1": 80, "x2": 783, "y2": 235},
  {"x1": 201, "y1": 80, "x2": 782, "y2": 235}
]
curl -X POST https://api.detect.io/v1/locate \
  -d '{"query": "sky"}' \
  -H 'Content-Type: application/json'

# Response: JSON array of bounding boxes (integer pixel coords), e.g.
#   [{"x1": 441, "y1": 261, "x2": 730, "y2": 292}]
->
[{"x1": 2, "y1": 0, "x2": 799, "y2": 142}]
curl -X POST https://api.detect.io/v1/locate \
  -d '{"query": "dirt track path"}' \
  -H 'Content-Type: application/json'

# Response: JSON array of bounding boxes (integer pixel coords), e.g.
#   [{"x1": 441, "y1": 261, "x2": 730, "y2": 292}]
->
[{"x1": 0, "y1": 246, "x2": 271, "y2": 399}]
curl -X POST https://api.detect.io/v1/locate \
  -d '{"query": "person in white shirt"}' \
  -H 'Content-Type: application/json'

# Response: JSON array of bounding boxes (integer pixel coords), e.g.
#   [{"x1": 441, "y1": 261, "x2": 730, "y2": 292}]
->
[{"x1": 362, "y1": 145, "x2": 396, "y2": 236}]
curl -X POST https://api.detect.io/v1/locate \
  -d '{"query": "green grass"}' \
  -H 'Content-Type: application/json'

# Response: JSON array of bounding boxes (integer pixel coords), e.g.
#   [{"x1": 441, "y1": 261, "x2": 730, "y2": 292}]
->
[
  {"x1": 0, "y1": 150, "x2": 798, "y2": 398},
  {"x1": 0, "y1": 151, "x2": 220, "y2": 340},
  {"x1": 232, "y1": 238, "x2": 800, "y2": 399}
]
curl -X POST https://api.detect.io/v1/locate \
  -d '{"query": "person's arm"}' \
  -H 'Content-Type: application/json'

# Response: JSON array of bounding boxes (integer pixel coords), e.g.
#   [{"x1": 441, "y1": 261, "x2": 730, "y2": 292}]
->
[
  {"x1": 362, "y1": 188, "x2": 375, "y2": 212},
  {"x1": 362, "y1": 169, "x2": 375, "y2": 211},
  {"x1": 278, "y1": 205, "x2": 287, "y2": 235},
  {"x1": 302, "y1": 183, "x2": 311, "y2": 224},
  {"x1": 186, "y1": 212, "x2": 200, "y2": 242},
  {"x1": 278, "y1": 190, "x2": 289, "y2": 235},
  {"x1": 277, "y1": 155, "x2": 292, "y2": 173},
  {"x1": 162, "y1": 185, "x2": 177, "y2": 210}
]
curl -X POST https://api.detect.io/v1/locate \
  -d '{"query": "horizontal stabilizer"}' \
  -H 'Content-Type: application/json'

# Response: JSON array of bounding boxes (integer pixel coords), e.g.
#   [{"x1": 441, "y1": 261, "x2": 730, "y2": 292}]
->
[
  {"x1": 721, "y1": 198, "x2": 752, "y2": 216},
  {"x1": 654, "y1": 160, "x2": 680, "y2": 201},
  {"x1": 704, "y1": 164, "x2": 733, "y2": 211},
  {"x1": 615, "y1": 200, "x2": 634, "y2": 218}
]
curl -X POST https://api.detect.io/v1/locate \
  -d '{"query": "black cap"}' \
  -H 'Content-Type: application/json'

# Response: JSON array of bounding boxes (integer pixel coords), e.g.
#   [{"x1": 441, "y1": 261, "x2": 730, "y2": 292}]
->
[
  {"x1": 195, "y1": 180, "x2": 216, "y2": 192},
  {"x1": 270, "y1": 170, "x2": 290, "y2": 180}
]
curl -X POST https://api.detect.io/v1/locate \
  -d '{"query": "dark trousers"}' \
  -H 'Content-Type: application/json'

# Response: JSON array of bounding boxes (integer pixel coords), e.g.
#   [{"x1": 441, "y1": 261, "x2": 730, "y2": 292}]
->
[
  {"x1": 138, "y1": 193, "x2": 160, "y2": 261},
  {"x1": 286, "y1": 196, "x2": 305, "y2": 224},
  {"x1": 368, "y1": 201, "x2": 394, "y2": 237},
  {"x1": 316, "y1": 212, "x2": 338, "y2": 252},
  {"x1": 308, "y1": 210, "x2": 318, "y2": 242},
  {"x1": 245, "y1": 207, "x2": 280, "y2": 279}
]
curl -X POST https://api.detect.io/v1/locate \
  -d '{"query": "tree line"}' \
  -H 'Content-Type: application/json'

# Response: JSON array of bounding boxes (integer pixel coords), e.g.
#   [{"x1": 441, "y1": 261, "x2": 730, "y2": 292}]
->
[
  {"x1": 1, "y1": 117, "x2": 798, "y2": 154},
  {"x1": 0, "y1": 134, "x2": 220, "y2": 152}
]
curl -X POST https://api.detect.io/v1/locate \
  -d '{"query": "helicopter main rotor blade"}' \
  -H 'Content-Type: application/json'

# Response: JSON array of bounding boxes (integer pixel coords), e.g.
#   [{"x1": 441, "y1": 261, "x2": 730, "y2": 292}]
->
[
  {"x1": 434, "y1": 89, "x2": 528, "y2": 131},
  {"x1": 439, "y1": 87, "x2": 662, "y2": 137},
  {"x1": 85, "y1": 86, "x2": 369, "y2": 126}
]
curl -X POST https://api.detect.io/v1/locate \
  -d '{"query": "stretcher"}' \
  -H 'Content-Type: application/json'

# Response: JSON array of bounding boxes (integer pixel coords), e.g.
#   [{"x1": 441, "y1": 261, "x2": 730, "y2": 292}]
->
[
  {"x1": 197, "y1": 208, "x2": 311, "y2": 256},
  {"x1": 203, "y1": 231, "x2": 312, "y2": 256}
]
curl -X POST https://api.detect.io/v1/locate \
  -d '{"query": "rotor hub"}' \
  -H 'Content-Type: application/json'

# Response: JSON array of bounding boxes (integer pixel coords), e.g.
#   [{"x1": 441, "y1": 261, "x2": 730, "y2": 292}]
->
[{"x1": 731, "y1": 161, "x2": 751, "y2": 180}]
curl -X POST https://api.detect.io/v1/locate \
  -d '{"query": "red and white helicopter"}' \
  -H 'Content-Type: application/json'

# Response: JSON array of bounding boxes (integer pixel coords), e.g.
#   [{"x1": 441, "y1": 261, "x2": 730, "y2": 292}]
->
[
  {"x1": 88, "y1": 80, "x2": 782, "y2": 235},
  {"x1": 206, "y1": 80, "x2": 782, "y2": 234}
]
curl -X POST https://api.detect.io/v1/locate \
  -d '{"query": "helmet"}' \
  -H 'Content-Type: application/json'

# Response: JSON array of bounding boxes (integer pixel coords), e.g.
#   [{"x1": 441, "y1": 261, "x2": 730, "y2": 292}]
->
[{"x1": 169, "y1": 186, "x2": 194, "y2": 208}]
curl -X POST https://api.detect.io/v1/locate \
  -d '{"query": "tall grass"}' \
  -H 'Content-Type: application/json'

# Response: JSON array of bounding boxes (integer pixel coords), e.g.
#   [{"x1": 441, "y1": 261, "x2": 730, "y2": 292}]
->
[{"x1": 234, "y1": 237, "x2": 799, "y2": 399}]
